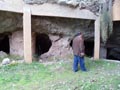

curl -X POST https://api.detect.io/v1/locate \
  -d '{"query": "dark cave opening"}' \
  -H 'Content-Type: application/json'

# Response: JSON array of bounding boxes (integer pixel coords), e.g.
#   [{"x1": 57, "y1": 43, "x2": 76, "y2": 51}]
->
[
  {"x1": 0, "y1": 35, "x2": 10, "y2": 54},
  {"x1": 35, "y1": 33, "x2": 52, "y2": 56},
  {"x1": 107, "y1": 48, "x2": 120, "y2": 60},
  {"x1": 84, "y1": 41, "x2": 94, "y2": 57},
  {"x1": 106, "y1": 21, "x2": 120, "y2": 60}
]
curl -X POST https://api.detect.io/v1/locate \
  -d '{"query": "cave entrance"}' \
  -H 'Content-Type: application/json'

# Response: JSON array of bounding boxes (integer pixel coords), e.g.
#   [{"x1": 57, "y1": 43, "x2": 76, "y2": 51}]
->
[
  {"x1": 35, "y1": 33, "x2": 52, "y2": 56},
  {"x1": 107, "y1": 48, "x2": 120, "y2": 60},
  {"x1": 84, "y1": 40, "x2": 94, "y2": 57},
  {"x1": 106, "y1": 21, "x2": 120, "y2": 60},
  {"x1": 0, "y1": 34, "x2": 10, "y2": 54}
]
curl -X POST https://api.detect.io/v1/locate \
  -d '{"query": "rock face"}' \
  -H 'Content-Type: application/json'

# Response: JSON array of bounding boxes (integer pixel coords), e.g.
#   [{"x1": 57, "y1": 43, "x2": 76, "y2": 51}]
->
[
  {"x1": 9, "y1": 31, "x2": 36, "y2": 56},
  {"x1": 23, "y1": 0, "x2": 101, "y2": 15},
  {"x1": 9, "y1": 31, "x2": 24, "y2": 56},
  {"x1": 0, "y1": 11, "x2": 22, "y2": 33},
  {"x1": 32, "y1": 16, "x2": 94, "y2": 41},
  {"x1": 0, "y1": 11, "x2": 94, "y2": 58},
  {"x1": 40, "y1": 35, "x2": 73, "y2": 60},
  {"x1": 0, "y1": 12, "x2": 94, "y2": 40},
  {"x1": 0, "y1": 1, "x2": 119, "y2": 60},
  {"x1": 24, "y1": 0, "x2": 49, "y2": 4},
  {"x1": 9, "y1": 31, "x2": 73, "y2": 59}
]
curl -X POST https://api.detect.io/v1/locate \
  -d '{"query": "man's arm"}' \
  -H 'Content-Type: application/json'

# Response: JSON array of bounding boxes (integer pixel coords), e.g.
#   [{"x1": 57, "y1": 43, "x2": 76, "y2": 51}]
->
[{"x1": 79, "y1": 39, "x2": 85, "y2": 57}]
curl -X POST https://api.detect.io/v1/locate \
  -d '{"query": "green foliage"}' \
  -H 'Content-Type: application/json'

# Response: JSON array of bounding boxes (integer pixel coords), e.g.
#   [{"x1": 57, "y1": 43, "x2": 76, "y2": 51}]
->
[{"x1": 0, "y1": 57, "x2": 120, "y2": 90}]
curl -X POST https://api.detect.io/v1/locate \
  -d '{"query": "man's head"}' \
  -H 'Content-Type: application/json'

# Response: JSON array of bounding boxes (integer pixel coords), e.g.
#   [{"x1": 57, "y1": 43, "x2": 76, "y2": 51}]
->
[
  {"x1": 74, "y1": 32, "x2": 81, "y2": 38},
  {"x1": 78, "y1": 33, "x2": 84, "y2": 40}
]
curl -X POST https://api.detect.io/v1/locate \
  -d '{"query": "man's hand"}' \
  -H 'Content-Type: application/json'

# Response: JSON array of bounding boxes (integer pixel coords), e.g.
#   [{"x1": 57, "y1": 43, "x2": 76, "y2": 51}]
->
[{"x1": 80, "y1": 53, "x2": 85, "y2": 57}]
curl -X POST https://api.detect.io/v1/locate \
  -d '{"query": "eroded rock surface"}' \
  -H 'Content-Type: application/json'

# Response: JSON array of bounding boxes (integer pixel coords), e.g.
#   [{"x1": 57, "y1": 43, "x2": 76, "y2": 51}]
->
[
  {"x1": 0, "y1": 11, "x2": 94, "y2": 58},
  {"x1": 23, "y1": 0, "x2": 101, "y2": 14}
]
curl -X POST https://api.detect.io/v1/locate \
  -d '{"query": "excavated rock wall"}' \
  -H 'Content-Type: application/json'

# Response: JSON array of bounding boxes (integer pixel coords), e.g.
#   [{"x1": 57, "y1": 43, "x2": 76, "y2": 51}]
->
[
  {"x1": 0, "y1": 12, "x2": 22, "y2": 33},
  {"x1": 0, "y1": 11, "x2": 94, "y2": 40},
  {"x1": 0, "y1": 0, "x2": 119, "y2": 60},
  {"x1": 9, "y1": 31, "x2": 24, "y2": 56},
  {"x1": 32, "y1": 16, "x2": 94, "y2": 41},
  {"x1": 9, "y1": 31, "x2": 36, "y2": 57},
  {"x1": 0, "y1": 11, "x2": 94, "y2": 57}
]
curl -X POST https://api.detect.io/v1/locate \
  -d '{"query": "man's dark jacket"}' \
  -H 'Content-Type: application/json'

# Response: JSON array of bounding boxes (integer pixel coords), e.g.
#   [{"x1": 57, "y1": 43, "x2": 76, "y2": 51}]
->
[{"x1": 72, "y1": 35, "x2": 85, "y2": 56}]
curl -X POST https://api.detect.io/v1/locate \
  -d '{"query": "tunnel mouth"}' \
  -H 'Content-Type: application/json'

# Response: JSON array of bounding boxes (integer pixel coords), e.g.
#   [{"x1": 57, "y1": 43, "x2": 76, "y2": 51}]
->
[
  {"x1": 0, "y1": 34, "x2": 10, "y2": 54},
  {"x1": 35, "y1": 33, "x2": 52, "y2": 56},
  {"x1": 84, "y1": 40, "x2": 94, "y2": 57},
  {"x1": 107, "y1": 48, "x2": 120, "y2": 60},
  {"x1": 106, "y1": 21, "x2": 120, "y2": 60}
]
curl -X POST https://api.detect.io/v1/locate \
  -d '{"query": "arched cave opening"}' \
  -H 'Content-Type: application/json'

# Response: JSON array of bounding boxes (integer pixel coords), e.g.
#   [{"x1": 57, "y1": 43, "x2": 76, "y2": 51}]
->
[
  {"x1": 0, "y1": 35, "x2": 10, "y2": 54},
  {"x1": 35, "y1": 33, "x2": 52, "y2": 56},
  {"x1": 84, "y1": 40, "x2": 94, "y2": 57}
]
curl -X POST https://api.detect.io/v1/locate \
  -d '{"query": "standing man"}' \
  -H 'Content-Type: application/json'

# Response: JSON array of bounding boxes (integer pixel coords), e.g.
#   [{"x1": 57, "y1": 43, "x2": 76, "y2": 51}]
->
[{"x1": 72, "y1": 32, "x2": 87, "y2": 72}]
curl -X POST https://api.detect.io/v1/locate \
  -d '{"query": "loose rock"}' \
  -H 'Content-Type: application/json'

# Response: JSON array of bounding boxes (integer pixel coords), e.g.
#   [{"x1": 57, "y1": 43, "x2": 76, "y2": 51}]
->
[{"x1": 2, "y1": 58, "x2": 10, "y2": 65}]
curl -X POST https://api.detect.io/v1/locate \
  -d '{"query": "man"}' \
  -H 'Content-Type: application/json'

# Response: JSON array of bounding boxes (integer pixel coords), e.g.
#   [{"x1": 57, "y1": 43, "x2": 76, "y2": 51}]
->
[{"x1": 72, "y1": 32, "x2": 87, "y2": 72}]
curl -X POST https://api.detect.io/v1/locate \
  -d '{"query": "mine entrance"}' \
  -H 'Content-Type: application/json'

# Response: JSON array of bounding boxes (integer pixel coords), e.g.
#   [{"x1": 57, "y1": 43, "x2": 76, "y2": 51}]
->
[
  {"x1": 35, "y1": 33, "x2": 52, "y2": 56},
  {"x1": 84, "y1": 40, "x2": 94, "y2": 57},
  {"x1": 0, "y1": 34, "x2": 10, "y2": 53},
  {"x1": 106, "y1": 21, "x2": 120, "y2": 60}
]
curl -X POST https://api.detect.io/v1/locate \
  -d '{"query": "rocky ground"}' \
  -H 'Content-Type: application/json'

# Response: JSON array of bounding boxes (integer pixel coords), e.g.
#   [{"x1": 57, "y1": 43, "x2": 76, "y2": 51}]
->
[{"x1": 0, "y1": 51, "x2": 24, "y2": 66}]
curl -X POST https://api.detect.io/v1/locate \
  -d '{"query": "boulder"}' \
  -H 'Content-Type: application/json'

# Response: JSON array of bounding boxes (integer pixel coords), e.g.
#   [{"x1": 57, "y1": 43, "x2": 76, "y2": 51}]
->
[
  {"x1": 40, "y1": 35, "x2": 73, "y2": 60},
  {"x1": 2, "y1": 58, "x2": 10, "y2": 65}
]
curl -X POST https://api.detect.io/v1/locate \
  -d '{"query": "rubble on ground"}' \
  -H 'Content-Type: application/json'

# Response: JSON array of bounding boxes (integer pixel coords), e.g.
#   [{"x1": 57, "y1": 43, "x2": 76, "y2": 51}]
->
[{"x1": 1, "y1": 58, "x2": 10, "y2": 65}]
